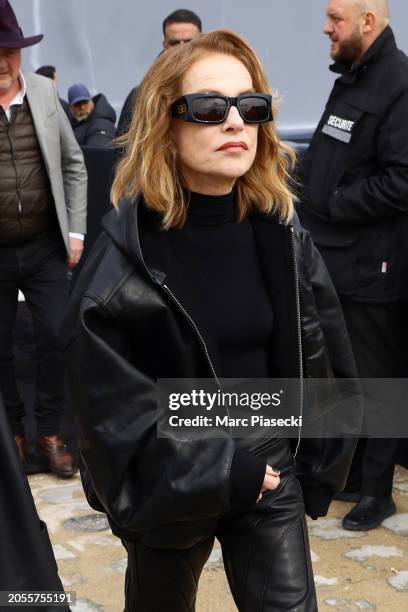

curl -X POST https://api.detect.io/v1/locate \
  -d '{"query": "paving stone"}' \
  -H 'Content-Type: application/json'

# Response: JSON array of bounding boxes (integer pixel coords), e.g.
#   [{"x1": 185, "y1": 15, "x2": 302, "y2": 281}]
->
[
  {"x1": 324, "y1": 598, "x2": 354, "y2": 610},
  {"x1": 314, "y1": 575, "x2": 338, "y2": 587},
  {"x1": 52, "y1": 544, "x2": 76, "y2": 560},
  {"x1": 67, "y1": 535, "x2": 120, "y2": 552},
  {"x1": 74, "y1": 598, "x2": 102, "y2": 611},
  {"x1": 204, "y1": 548, "x2": 223, "y2": 570},
  {"x1": 394, "y1": 481, "x2": 408, "y2": 495},
  {"x1": 34, "y1": 504, "x2": 90, "y2": 535},
  {"x1": 111, "y1": 557, "x2": 127, "y2": 575},
  {"x1": 387, "y1": 569, "x2": 408, "y2": 592},
  {"x1": 310, "y1": 550, "x2": 320, "y2": 563},
  {"x1": 308, "y1": 518, "x2": 367, "y2": 540},
  {"x1": 393, "y1": 467, "x2": 407, "y2": 483},
  {"x1": 344, "y1": 545, "x2": 404, "y2": 562},
  {"x1": 60, "y1": 573, "x2": 83, "y2": 587},
  {"x1": 27, "y1": 468, "x2": 408, "y2": 611},
  {"x1": 63, "y1": 513, "x2": 110, "y2": 532},
  {"x1": 355, "y1": 600, "x2": 375, "y2": 610},
  {"x1": 324, "y1": 599, "x2": 375, "y2": 611},
  {"x1": 382, "y1": 513, "x2": 408, "y2": 536},
  {"x1": 37, "y1": 483, "x2": 84, "y2": 504},
  {"x1": 223, "y1": 582, "x2": 233, "y2": 596}
]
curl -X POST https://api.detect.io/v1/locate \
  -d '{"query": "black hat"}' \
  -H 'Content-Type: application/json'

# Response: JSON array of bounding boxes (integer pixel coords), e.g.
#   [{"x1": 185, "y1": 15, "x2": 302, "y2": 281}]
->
[{"x1": 0, "y1": 0, "x2": 43, "y2": 48}]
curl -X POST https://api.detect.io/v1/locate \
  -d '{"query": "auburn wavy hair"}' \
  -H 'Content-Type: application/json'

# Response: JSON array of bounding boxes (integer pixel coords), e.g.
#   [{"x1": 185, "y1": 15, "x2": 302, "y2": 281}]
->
[{"x1": 111, "y1": 29, "x2": 296, "y2": 227}]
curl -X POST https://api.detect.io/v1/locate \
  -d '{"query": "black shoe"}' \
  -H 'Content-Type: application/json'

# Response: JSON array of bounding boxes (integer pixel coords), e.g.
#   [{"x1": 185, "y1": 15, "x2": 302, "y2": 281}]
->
[
  {"x1": 342, "y1": 495, "x2": 396, "y2": 531},
  {"x1": 36, "y1": 435, "x2": 77, "y2": 478},
  {"x1": 334, "y1": 490, "x2": 362, "y2": 503}
]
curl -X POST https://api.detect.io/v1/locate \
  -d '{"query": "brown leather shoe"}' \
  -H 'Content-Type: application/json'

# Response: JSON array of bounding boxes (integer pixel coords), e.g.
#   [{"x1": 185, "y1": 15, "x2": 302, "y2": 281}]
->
[
  {"x1": 36, "y1": 435, "x2": 77, "y2": 478},
  {"x1": 14, "y1": 434, "x2": 27, "y2": 464}
]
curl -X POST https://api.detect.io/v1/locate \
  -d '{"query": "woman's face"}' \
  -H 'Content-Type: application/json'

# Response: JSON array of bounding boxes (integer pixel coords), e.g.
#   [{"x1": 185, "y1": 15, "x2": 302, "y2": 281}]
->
[{"x1": 171, "y1": 53, "x2": 259, "y2": 195}]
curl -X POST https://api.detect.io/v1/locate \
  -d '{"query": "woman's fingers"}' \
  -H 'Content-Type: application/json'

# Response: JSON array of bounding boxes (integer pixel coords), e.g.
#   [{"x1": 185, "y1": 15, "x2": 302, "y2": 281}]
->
[
  {"x1": 262, "y1": 473, "x2": 280, "y2": 491},
  {"x1": 265, "y1": 464, "x2": 280, "y2": 477},
  {"x1": 259, "y1": 465, "x2": 281, "y2": 495}
]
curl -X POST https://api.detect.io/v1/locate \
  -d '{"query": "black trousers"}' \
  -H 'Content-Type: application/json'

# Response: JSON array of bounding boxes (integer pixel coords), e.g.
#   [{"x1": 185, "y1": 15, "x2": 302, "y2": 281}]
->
[
  {"x1": 341, "y1": 300, "x2": 408, "y2": 498},
  {"x1": 123, "y1": 441, "x2": 317, "y2": 612},
  {"x1": 0, "y1": 231, "x2": 70, "y2": 436}
]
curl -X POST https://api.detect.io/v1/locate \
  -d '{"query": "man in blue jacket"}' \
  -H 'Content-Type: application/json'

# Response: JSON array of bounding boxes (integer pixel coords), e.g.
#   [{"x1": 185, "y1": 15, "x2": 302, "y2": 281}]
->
[{"x1": 68, "y1": 83, "x2": 117, "y2": 147}]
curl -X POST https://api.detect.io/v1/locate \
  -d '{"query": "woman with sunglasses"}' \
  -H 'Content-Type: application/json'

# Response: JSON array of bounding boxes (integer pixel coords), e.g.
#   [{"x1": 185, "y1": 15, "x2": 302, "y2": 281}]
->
[{"x1": 64, "y1": 30, "x2": 358, "y2": 611}]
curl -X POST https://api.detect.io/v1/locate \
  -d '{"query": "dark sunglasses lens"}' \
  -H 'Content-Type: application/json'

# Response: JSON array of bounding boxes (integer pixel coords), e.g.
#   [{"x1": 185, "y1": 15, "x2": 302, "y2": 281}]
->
[
  {"x1": 239, "y1": 97, "x2": 269, "y2": 122},
  {"x1": 192, "y1": 97, "x2": 227, "y2": 122}
]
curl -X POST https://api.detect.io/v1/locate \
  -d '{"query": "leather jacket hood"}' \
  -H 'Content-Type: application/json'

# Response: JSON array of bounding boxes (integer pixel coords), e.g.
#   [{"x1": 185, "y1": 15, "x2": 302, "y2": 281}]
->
[{"x1": 62, "y1": 196, "x2": 361, "y2": 548}]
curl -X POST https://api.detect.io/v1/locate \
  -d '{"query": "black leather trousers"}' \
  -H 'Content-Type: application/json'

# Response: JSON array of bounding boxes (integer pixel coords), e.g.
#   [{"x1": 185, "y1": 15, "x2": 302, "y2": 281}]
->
[{"x1": 123, "y1": 441, "x2": 317, "y2": 611}]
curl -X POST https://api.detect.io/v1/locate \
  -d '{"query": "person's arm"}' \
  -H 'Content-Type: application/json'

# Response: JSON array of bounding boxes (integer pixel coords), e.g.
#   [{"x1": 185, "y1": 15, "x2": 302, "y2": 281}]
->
[
  {"x1": 329, "y1": 89, "x2": 408, "y2": 223},
  {"x1": 294, "y1": 226, "x2": 362, "y2": 518},
  {"x1": 70, "y1": 289, "x2": 245, "y2": 533},
  {"x1": 55, "y1": 84, "x2": 88, "y2": 238},
  {"x1": 67, "y1": 234, "x2": 84, "y2": 268}
]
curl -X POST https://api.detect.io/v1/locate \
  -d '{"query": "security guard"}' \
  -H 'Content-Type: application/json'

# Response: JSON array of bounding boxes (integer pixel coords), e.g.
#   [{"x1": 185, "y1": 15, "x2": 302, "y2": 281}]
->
[{"x1": 298, "y1": 0, "x2": 408, "y2": 530}]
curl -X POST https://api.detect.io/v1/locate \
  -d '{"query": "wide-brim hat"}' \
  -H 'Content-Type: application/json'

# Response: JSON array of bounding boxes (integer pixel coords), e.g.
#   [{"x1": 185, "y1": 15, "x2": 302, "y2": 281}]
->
[{"x1": 0, "y1": 0, "x2": 43, "y2": 48}]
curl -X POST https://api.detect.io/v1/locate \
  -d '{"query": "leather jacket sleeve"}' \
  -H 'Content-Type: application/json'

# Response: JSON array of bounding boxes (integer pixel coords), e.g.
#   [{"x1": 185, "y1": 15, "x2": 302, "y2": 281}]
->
[
  {"x1": 72, "y1": 294, "x2": 237, "y2": 537},
  {"x1": 294, "y1": 227, "x2": 361, "y2": 518}
]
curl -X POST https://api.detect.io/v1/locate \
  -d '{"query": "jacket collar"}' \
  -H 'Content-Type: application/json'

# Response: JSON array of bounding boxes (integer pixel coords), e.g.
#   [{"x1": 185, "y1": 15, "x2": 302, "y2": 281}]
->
[
  {"x1": 102, "y1": 195, "x2": 294, "y2": 284},
  {"x1": 102, "y1": 196, "x2": 165, "y2": 283},
  {"x1": 329, "y1": 26, "x2": 396, "y2": 84}
]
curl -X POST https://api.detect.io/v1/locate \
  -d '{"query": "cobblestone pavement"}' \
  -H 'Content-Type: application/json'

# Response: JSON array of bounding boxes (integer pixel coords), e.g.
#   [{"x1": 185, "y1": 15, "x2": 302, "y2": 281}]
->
[{"x1": 29, "y1": 466, "x2": 408, "y2": 612}]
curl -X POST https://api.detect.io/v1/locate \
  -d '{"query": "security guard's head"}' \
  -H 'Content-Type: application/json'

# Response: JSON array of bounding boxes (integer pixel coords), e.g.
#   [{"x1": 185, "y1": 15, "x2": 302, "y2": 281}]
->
[{"x1": 323, "y1": 0, "x2": 390, "y2": 64}]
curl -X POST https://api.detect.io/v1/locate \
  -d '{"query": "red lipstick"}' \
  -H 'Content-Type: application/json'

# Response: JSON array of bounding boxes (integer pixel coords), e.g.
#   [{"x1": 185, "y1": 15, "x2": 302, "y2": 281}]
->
[{"x1": 216, "y1": 141, "x2": 248, "y2": 152}]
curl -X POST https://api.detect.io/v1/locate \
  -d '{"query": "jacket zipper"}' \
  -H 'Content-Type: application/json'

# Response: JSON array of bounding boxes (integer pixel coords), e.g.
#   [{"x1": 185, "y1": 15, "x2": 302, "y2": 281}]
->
[
  {"x1": 161, "y1": 283, "x2": 234, "y2": 435},
  {"x1": 289, "y1": 227, "x2": 304, "y2": 457},
  {"x1": 148, "y1": 232, "x2": 303, "y2": 445},
  {"x1": 132, "y1": 235, "x2": 221, "y2": 387},
  {"x1": 132, "y1": 221, "x2": 221, "y2": 388},
  {"x1": 162, "y1": 284, "x2": 221, "y2": 388}
]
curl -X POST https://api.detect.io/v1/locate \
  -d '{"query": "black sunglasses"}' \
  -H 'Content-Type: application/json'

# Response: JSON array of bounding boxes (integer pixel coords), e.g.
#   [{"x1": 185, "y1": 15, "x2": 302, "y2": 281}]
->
[{"x1": 171, "y1": 92, "x2": 273, "y2": 124}]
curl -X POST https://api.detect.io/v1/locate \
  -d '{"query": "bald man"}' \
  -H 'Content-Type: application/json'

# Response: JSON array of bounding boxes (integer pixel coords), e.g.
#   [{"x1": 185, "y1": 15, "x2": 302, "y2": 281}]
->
[{"x1": 298, "y1": 0, "x2": 408, "y2": 530}]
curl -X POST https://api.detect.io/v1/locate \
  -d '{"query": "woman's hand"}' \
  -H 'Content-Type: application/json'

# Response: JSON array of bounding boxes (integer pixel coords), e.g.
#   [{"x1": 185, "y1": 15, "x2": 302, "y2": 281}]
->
[{"x1": 257, "y1": 465, "x2": 280, "y2": 502}]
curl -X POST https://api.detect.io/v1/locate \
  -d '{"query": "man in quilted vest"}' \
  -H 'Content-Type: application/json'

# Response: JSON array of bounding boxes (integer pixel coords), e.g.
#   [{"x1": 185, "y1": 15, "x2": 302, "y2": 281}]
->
[{"x1": 0, "y1": 0, "x2": 87, "y2": 477}]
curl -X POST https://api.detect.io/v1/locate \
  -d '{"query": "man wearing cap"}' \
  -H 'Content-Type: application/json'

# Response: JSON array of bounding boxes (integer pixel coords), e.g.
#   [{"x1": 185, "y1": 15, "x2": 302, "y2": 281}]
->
[
  {"x1": 0, "y1": 0, "x2": 87, "y2": 477},
  {"x1": 68, "y1": 83, "x2": 116, "y2": 147}
]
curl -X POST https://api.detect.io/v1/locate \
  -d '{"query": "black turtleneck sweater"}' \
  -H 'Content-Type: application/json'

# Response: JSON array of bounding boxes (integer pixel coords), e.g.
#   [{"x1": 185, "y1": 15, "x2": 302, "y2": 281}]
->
[
  {"x1": 187, "y1": 190, "x2": 274, "y2": 378},
  {"x1": 185, "y1": 190, "x2": 274, "y2": 507}
]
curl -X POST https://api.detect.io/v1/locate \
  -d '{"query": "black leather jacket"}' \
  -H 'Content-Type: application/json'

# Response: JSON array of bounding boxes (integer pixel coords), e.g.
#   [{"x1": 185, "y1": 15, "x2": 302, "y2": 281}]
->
[{"x1": 62, "y1": 197, "x2": 360, "y2": 548}]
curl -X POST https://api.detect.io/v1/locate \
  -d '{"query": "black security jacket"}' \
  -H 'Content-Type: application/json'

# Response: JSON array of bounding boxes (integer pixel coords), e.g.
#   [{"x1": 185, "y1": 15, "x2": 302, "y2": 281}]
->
[
  {"x1": 298, "y1": 27, "x2": 408, "y2": 302},
  {"x1": 62, "y1": 197, "x2": 360, "y2": 549}
]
